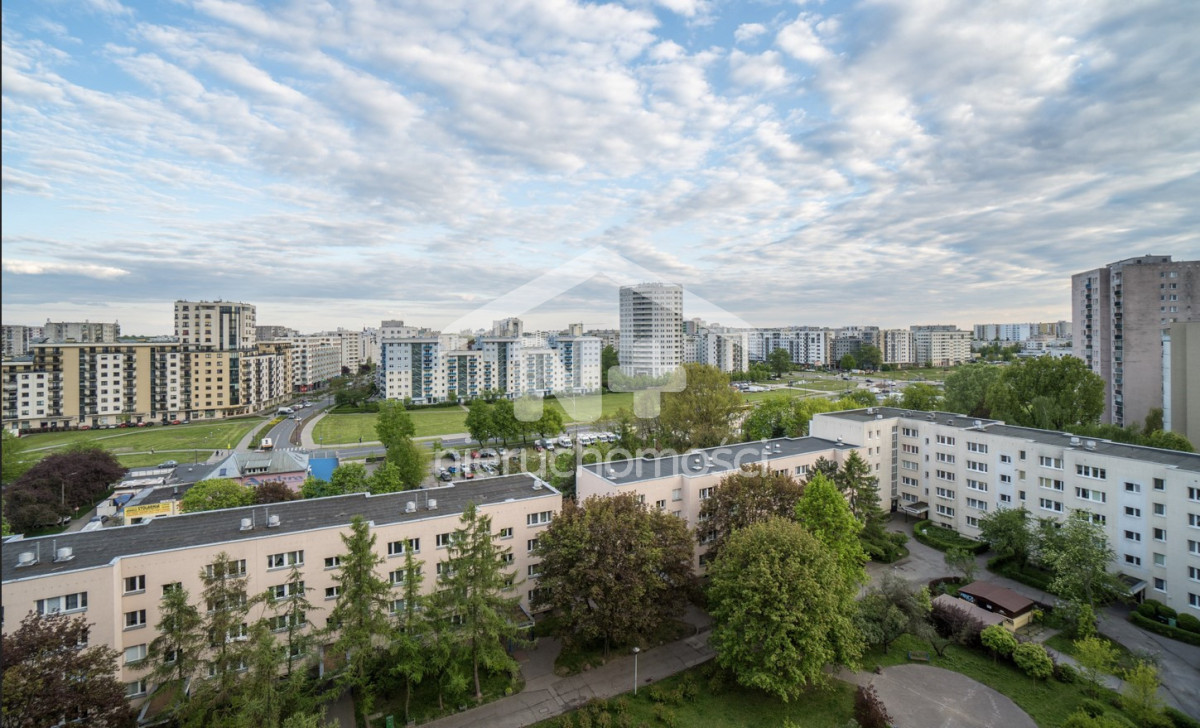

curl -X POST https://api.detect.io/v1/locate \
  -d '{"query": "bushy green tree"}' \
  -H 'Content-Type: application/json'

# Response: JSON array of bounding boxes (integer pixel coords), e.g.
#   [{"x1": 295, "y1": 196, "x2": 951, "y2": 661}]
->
[
  {"x1": 942, "y1": 365, "x2": 1001, "y2": 418},
  {"x1": 708, "y1": 518, "x2": 862, "y2": 700},
  {"x1": 698, "y1": 465, "x2": 804, "y2": 560},
  {"x1": 988, "y1": 356, "x2": 1104, "y2": 430},
  {"x1": 856, "y1": 573, "x2": 931, "y2": 654},
  {"x1": 375, "y1": 401, "x2": 416, "y2": 447},
  {"x1": 794, "y1": 473, "x2": 866, "y2": 589},
  {"x1": 979, "y1": 624, "x2": 1017, "y2": 662},
  {"x1": 900, "y1": 382, "x2": 942, "y2": 411},
  {"x1": 465, "y1": 399, "x2": 494, "y2": 445},
  {"x1": 1074, "y1": 635, "x2": 1118, "y2": 697},
  {"x1": 658, "y1": 363, "x2": 743, "y2": 449},
  {"x1": 1012, "y1": 642, "x2": 1053, "y2": 679},
  {"x1": 857, "y1": 345, "x2": 883, "y2": 371},
  {"x1": 145, "y1": 583, "x2": 204, "y2": 721},
  {"x1": 767, "y1": 348, "x2": 793, "y2": 377},
  {"x1": 1122, "y1": 661, "x2": 1165, "y2": 727},
  {"x1": 1042, "y1": 511, "x2": 1123, "y2": 609},
  {"x1": 390, "y1": 549, "x2": 428, "y2": 724},
  {"x1": 329, "y1": 463, "x2": 369, "y2": 494},
  {"x1": 181, "y1": 478, "x2": 254, "y2": 513},
  {"x1": 943, "y1": 546, "x2": 977, "y2": 583},
  {"x1": 195, "y1": 552, "x2": 257, "y2": 723},
  {"x1": 977, "y1": 507, "x2": 1033, "y2": 567}
]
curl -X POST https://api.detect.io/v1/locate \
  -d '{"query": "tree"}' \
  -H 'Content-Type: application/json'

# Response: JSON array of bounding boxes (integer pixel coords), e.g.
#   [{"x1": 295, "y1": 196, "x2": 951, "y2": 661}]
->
[
  {"x1": 839, "y1": 353, "x2": 857, "y2": 371},
  {"x1": 943, "y1": 546, "x2": 978, "y2": 583},
  {"x1": 439, "y1": 502, "x2": 526, "y2": 702},
  {"x1": 708, "y1": 518, "x2": 861, "y2": 700},
  {"x1": 857, "y1": 573, "x2": 932, "y2": 654},
  {"x1": 979, "y1": 624, "x2": 1017, "y2": 662},
  {"x1": 390, "y1": 549, "x2": 428, "y2": 724},
  {"x1": 375, "y1": 400, "x2": 416, "y2": 449},
  {"x1": 767, "y1": 348, "x2": 792, "y2": 377},
  {"x1": 465, "y1": 399, "x2": 494, "y2": 445},
  {"x1": 658, "y1": 363, "x2": 743, "y2": 449},
  {"x1": 231, "y1": 622, "x2": 283, "y2": 728},
  {"x1": 1074, "y1": 635, "x2": 1119, "y2": 697},
  {"x1": 741, "y1": 395, "x2": 799, "y2": 440},
  {"x1": 145, "y1": 584, "x2": 205, "y2": 721},
  {"x1": 255, "y1": 480, "x2": 299, "y2": 504},
  {"x1": 1, "y1": 612, "x2": 134, "y2": 728},
  {"x1": 987, "y1": 356, "x2": 1104, "y2": 430},
  {"x1": 978, "y1": 507, "x2": 1033, "y2": 567},
  {"x1": 900, "y1": 382, "x2": 942, "y2": 411},
  {"x1": 857, "y1": 345, "x2": 883, "y2": 371},
  {"x1": 2, "y1": 428, "x2": 30, "y2": 484},
  {"x1": 942, "y1": 365, "x2": 1001, "y2": 418},
  {"x1": 534, "y1": 493, "x2": 695, "y2": 655},
  {"x1": 1041, "y1": 511, "x2": 1123, "y2": 609},
  {"x1": 794, "y1": 473, "x2": 867, "y2": 589},
  {"x1": 535, "y1": 405, "x2": 565, "y2": 438},
  {"x1": 329, "y1": 516, "x2": 393, "y2": 726},
  {"x1": 600, "y1": 345, "x2": 619, "y2": 391},
  {"x1": 195, "y1": 552, "x2": 257, "y2": 722},
  {"x1": 299, "y1": 476, "x2": 336, "y2": 499},
  {"x1": 1143, "y1": 429, "x2": 1195, "y2": 452},
  {"x1": 698, "y1": 465, "x2": 805, "y2": 560},
  {"x1": 330, "y1": 463, "x2": 369, "y2": 494},
  {"x1": 490, "y1": 399, "x2": 521, "y2": 446},
  {"x1": 1122, "y1": 661, "x2": 1165, "y2": 727},
  {"x1": 181, "y1": 478, "x2": 254, "y2": 513},
  {"x1": 5, "y1": 446, "x2": 125, "y2": 531},
  {"x1": 268, "y1": 563, "x2": 317, "y2": 678},
  {"x1": 1012, "y1": 642, "x2": 1054, "y2": 679}
]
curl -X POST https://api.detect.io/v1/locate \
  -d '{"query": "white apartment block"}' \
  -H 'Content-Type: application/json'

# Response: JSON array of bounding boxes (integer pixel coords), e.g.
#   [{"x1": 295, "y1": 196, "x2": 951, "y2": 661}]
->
[
  {"x1": 3, "y1": 325, "x2": 41, "y2": 359},
  {"x1": 974, "y1": 322, "x2": 1072, "y2": 343},
  {"x1": 881, "y1": 329, "x2": 915, "y2": 365},
  {"x1": 688, "y1": 329, "x2": 749, "y2": 373},
  {"x1": 619, "y1": 283, "x2": 683, "y2": 378},
  {"x1": 289, "y1": 340, "x2": 341, "y2": 390},
  {"x1": 41, "y1": 320, "x2": 121, "y2": 344},
  {"x1": 305, "y1": 329, "x2": 365, "y2": 373},
  {"x1": 1, "y1": 474, "x2": 562, "y2": 711},
  {"x1": 174, "y1": 301, "x2": 257, "y2": 352},
  {"x1": 911, "y1": 326, "x2": 972, "y2": 366},
  {"x1": 810, "y1": 406, "x2": 1200, "y2": 615},
  {"x1": 749, "y1": 328, "x2": 831, "y2": 366}
]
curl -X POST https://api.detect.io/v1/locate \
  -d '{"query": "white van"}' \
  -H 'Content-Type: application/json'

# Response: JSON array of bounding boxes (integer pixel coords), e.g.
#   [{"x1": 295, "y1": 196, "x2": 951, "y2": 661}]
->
[{"x1": 278, "y1": 407, "x2": 294, "y2": 415}]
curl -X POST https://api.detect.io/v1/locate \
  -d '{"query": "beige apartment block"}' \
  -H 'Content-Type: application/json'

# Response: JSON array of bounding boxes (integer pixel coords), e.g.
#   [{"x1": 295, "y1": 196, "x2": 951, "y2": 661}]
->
[
  {"x1": 1164, "y1": 321, "x2": 1200, "y2": 450},
  {"x1": 1, "y1": 474, "x2": 561, "y2": 707},
  {"x1": 910, "y1": 325, "x2": 972, "y2": 367},
  {"x1": 811, "y1": 407, "x2": 1200, "y2": 616},
  {"x1": 174, "y1": 300, "x2": 257, "y2": 352},
  {"x1": 577, "y1": 438, "x2": 859, "y2": 569}
]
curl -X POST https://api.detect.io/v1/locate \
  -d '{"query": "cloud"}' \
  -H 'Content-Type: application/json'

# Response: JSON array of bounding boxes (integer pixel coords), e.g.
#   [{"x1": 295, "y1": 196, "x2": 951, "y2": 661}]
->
[
  {"x1": 3, "y1": 259, "x2": 130, "y2": 279},
  {"x1": 734, "y1": 23, "x2": 767, "y2": 44}
]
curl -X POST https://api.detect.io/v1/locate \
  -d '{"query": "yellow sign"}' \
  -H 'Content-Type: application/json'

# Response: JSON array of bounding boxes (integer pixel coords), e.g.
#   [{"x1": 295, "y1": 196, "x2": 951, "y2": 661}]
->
[{"x1": 124, "y1": 502, "x2": 175, "y2": 519}]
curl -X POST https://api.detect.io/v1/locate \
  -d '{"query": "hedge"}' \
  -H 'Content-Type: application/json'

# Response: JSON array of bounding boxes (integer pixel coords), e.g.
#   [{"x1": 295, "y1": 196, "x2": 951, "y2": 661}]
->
[
  {"x1": 1129, "y1": 612, "x2": 1200, "y2": 647},
  {"x1": 988, "y1": 555, "x2": 1055, "y2": 592},
  {"x1": 913, "y1": 520, "x2": 989, "y2": 554}
]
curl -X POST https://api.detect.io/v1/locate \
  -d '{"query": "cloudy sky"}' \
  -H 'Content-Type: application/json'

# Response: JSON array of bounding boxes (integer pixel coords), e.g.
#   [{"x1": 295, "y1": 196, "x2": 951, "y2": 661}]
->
[{"x1": 3, "y1": 0, "x2": 1198, "y2": 336}]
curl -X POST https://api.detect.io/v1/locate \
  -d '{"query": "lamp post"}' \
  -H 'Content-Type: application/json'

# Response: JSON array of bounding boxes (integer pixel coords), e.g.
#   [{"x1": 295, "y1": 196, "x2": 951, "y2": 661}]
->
[{"x1": 632, "y1": 646, "x2": 640, "y2": 695}]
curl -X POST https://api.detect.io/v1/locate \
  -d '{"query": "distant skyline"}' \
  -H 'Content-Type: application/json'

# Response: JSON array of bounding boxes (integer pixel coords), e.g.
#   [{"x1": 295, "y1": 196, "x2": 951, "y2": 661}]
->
[{"x1": 3, "y1": 1, "x2": 1199, "y2": 335}]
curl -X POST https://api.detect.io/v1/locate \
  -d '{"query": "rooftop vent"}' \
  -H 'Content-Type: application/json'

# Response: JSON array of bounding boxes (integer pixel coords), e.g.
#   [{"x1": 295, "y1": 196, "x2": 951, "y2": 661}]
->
[
  {"x1": 876, "y1": 414, "x2": 883, "y2": 420},
  {"x1": 16, "y1": 551, "x2": 37, "y2": 567},
  {"x1": 606, "y1": 467, "x2": 615, "y2": 477},
  {"x1": 404, "y1": 501, "x2": 417, "y2": 513},
  {"x1": 1085, "y1": 440, "x2": 1097, "y2": 450},
  {"x1": 836, "y1": 437, "x2": 843, "y2": 445},
  {"x1": 927, "y1": 413, "x2": 935, "y2": 420},
  {"x1": 867, "y1": 407, "x2": 875, "y2": 415},
  {"x1": 946, "y1": 419, "x2": 954, "y2": 425},
  {"x1": 239, "y1": 518, "x2": 252, "y2": 531},
  {"x1": 54, "y1": 547, "x2": 74, "y2": 563},
  {"x1": 775, "y1": 443, "x2": 782, "y2": 451},
  {"x1": 1070, "y1": 436, "x2": 1081, "y2": 446},
  {"x1": 974, "y1": 420, "x2": 982, "y2": 428},
  {"x1": 267, "y1": 514, "x2": 280, "y2": 528},
  {"x1": 428, "y1": 498, "x2": 438, "y2": 510}
]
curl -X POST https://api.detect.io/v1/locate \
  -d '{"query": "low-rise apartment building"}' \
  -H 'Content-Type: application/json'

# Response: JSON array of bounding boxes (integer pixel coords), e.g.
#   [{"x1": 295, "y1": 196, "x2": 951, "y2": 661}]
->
[
  {"x1": 1, "y1": 474, "x2": 562, "y2": 708},
  {"x1": 810, "y1": 407, "x2": 1200, "y2": 615}
]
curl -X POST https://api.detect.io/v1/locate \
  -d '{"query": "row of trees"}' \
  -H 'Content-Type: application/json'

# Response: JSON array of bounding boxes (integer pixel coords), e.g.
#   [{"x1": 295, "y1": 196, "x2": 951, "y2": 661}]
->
[
  {"x1": 464, "y1": 397, "x2": 565, "y2": 447},
  {"x1": 3, "y1": 445, "x2": 126, "y2": 534}
]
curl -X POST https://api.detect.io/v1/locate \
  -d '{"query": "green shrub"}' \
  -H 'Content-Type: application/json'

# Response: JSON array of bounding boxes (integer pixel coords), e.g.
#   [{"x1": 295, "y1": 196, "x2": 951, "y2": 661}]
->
[
  {"x1": 1164, "y1": 705, "x2": 1200, "y2": 728},
  {"x1": 1130, "y1": 612, "x2": 1200, "y2": 646},
  {"x1": 987, "y1": 555, "x2": 1055, "y2": 591},
  {"x1": 980, "y1": 624, "x2": 1017, "y2": 658},
  {"x1": 1078, "y1": 698, "x2": 1108, "y2": 717},
  {"x1": 1054, "y1": 662, "x2": 1078, "y2": 683},
  {"x1": 912, "y1": 520, "x2": 989, "y2": 554},
  {"x1": 1175, "y1": 612, "x2": 1200, "y2": 634},
  {"x1": 1012, "y1": 642, "x2": 1053, "y2": 679},
  {"x1": 1136, "y1": 601, "x2": 1159, "y2": 619}
]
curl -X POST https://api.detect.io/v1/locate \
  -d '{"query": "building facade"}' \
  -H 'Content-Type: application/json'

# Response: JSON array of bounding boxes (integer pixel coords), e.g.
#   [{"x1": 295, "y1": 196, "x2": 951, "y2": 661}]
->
[
  {"x1": 42, "y1": 320, "x2": 121, "y2": 344},
  {"x1": 619, "y1": 283, "x2": 683, "y2": 378},
  {"x1": 1163, "y1": 321, "x2": 1200, "y2": 450},
  {"x1": 749, "y1": 328, "x2": 831, "y2": 367},
  {"x1": 2, "y1": 325, "x2": 41, "y2": 359},
  {"x1": 1073, "y1": 255, "x2": 1199, "y2": 427},
  {"x1": 1, "y1": 474, "x2": 561, "y2": 710},
  {"x1": 880, "y1": 329, "x2": 915, "y2": 366},
  {"x1": 910, "y1": 325, "x2": 972, "y2": 367},
  {"x1": 175, "y1": 301, "x2": 256, "y2": 352}
]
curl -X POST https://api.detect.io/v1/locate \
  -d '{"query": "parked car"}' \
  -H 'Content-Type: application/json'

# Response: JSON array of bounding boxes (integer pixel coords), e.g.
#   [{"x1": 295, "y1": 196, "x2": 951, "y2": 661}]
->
[
  {"x1": 158, "y1": 460, "x2": 178, "y2": 468},
  {"x1": 439, "y1": 471, "x2": 453, "y2": 481},
  {"x1": 446, "y1": 451, "x2": 461, "y2": 461},
  {"x1": 464, "y1": 468, "x2": 475, "y2": 479}
]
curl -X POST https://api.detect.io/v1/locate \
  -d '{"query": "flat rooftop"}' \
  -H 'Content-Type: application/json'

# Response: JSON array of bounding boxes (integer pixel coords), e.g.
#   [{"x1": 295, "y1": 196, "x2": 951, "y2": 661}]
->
[
  {"x1": 580, "y1": 436, "x2": 856, "y2": 486},
  {"x1": 2, "y1": 474, "x2": 557, "y2": 583},
  {"x1": 816, "y1": 407, "x2": 1200, "y2": 474}
]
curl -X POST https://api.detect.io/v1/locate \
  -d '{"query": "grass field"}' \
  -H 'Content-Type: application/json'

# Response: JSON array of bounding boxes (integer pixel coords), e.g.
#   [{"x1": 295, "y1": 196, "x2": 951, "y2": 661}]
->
[
  {"x1": 1044, "y1": 632, "x2": 1138, "y2": 673},
  {"x1": 16, "y1": 420, "x2": 264, "y2": 464},
  {"x1": 313, "y1": 408, "x2": 472, "y2": 444},
  {"x1": 529, "y1": 665, "x2": 856, "y2": 728}
]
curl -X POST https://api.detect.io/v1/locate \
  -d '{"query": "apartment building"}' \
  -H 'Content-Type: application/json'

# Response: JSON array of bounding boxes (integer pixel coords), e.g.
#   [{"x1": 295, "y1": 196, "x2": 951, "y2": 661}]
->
[
  {"x1": 810, "y1": 406, "x2": 1200, "y2": 615},
  {"x1": 910, "y1": 325, "x2": 972, "y2": 367},
  {"x1": 289, "y1": 340, "x2": 340, "y2": 391},
  {"x1": 1073, "y1": 255, "x2": 1199, "y2": 428},
  {"x1": 2, "y1": 325, "x2": 42, "y2": 359},
  {"x1": 619, "y1": 283, "x2": 683, "y2": 378},
  {"x1": 1163, "y1": 321, "x2": 1200, "y2": 450},
  {"x1": 880, "y1": 329, "x2": 915, "y2": 366},
  {"x1": 577, "y1": 438, "x2": 859, "y2": 569},
  {"x1": 305, "y1": 329, "x2": 367, "y2": 373},
  {"x1": 42, "y1": 320, "x2": 121, "y2": 344},
  {"x1": 174, "y1": 301, "x2": 256, "y2": 352},
  {"x1": 0, "y1": 474, "x2": 562, "y2": 707},
  {"x1": 749, "y1": 328, "x2": 831, "y2": 367},
  {"x1": 973, "y1": 322, "x2": 1071, "y2": 344},
  {"x1": 684, "y1": 328, "x2": 749, "y2": 373},
  {"x1": 256, "y1": 325, "x2": 298, "y2": 341},
  {"x1": 585, "y1": 328, "x2": 620, "y2": 352}
]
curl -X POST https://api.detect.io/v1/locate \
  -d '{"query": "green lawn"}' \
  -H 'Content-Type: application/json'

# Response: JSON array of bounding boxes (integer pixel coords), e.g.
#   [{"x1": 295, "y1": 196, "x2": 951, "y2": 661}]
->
[
  {"x1": 16, "y1": 420, "x2": 263, "y2": 463},
  {"x1": 1044, "y1": 632, "x2": 1138, "y2": 673},
  {"x1": 530, "y1": 664, "x2": 856, "y2": 728},
  {"x1": 314, "y1": 409, "x2": 471, "y2": 444}
]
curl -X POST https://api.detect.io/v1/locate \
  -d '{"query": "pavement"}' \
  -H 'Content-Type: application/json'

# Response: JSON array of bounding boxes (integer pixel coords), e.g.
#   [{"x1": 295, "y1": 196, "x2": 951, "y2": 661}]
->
[{"x1": 843, "y1": 665, "x2": 1036, "y2": 728}]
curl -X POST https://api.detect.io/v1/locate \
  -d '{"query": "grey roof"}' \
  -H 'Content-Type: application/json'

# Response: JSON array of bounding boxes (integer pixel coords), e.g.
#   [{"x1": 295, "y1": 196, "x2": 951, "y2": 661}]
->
[
  {"x1": 579, "y1": 436, "x2": 855, "y2": 486},
  {"x1": 817, "y1": 407, "x2": 1200, "y2": 474},
  {"x1": 2, "y1": 474, "x2": 558, "y2": 583}
]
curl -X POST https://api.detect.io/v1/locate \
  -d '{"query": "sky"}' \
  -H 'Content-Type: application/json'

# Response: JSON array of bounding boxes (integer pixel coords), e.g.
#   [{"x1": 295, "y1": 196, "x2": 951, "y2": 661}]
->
[{"x1": 3, "y1": 0, "x2": 1199, "y2": 336}]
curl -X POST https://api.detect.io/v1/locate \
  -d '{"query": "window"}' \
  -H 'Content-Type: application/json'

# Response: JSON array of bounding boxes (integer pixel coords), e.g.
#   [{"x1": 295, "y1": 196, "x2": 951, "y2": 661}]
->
[
  {"x1": 1039, "y1": 456, "x2": 1062, "y2": 469},
  {"x1": 1124, "y1": 530, "x2": 1142, "y2": 542},
  {"x1": 388, "y1": 538, "x2": 420, "y2": 556},
  {"x1": 671, "y1": 488, "x2": 682, "y2": 501},
  {"x1": 268, "y1": 550, "x2": 304, "y2": 569},
  {"x1": 903, "y1": 444, "x2": 919, "y2": 454},
  {"x1": 902, "y1": 460, "x2": 919, "y2": 471},
  {"x1": 903, "y1": 427, "x2": 918, "y2": 437},
  {"x1": 936, "y1": 487, "x2": 955, "y2": 499},
  {"x1": 1125, "y1": 506, "x2": 1141, "y2": 518},
  {"x1": 1153, "y1": 503, "x2": 1165, "y2": 516},
  {"x1": 271, "y1": 581, "x2": 305, "y2": 600},
  {"x1": 1154, "y1": 478, "x2": 1165, "y2": 491},
  {"x1": 1190, "y1": 514, "x2": 1200, "y2": 528},
  {"x1": 1039, "y1": 477, "x2": 1064, "y2": 491},
  {"x1": 655, "y1": 499, "x2": 666, "y2": 511},
  {"x1": 527, "y1": 563, "x2": 541, "y2": 577},
  {"x1": 966, "y1": 460, "x2": 987, "y2": 473},
  {"x1": 502, "y1": 551, "x2": 514, "y2": 564},
  {"x1": 699, "y1": 487, "x2": 714, "y2": 500},
  {"x1": 1019, "y1": 450, "x2": 1027, "y2": 460},
  {"x1": 966, "y1": 498, "x2": 988, "y2": 511},
  {"x1": 1082, "y1": 512, "x2": 1107, "y2": 526},
  {"x1": 1190, "y1": 566, "x2": 1200, "y2": 582},
  {"x1": 966, "y1": 479, "x2": 988, "y2": 492},
  {"x1": 936, "y1": 469, "x2": 956, "y2": 482},
  {"x1": 124, "y1": 644, "x2": 148, "y2": 665},
  {"x1": 967, "y1": 442, "x2": 988, "y2": 454},
  {"x1": 1124, "y1": 554, "x2": 1142, "y2": 567},
  {"x1": 1076, "y1": 465, "x2": 1106, "y2": 480},
  {"x1": 124, "y1": 575, "x2": 146, "y2": 594},
  {"x1": 1000, "y1": 454, "x2": 1012, "y2": 464},
  {"x1": 436, "y1": 533, "x2": 453, "y2": 548},
  {"x1": 901, "y1": 476, "x2": 919, "y2": 487},
  {"x1": 1125, "y1": 482, "x2": 1142, "y2": 493},
  {"x1": 390, "y1": 599, "x2": 408, "y2": 615},
  {"x1": 935, "y1": 504, "x2": 955, "y2": 517},
  {"x1": 498, "y1": 527, "x2": 513, "y2": 539},
  {"x1": 207, "y1": 559, "x2": 247, "y2": 578},
  {"x1": 1039, "y1": 498, "x2": 1063, "y2": 513},
  {"x1": 527, "y1": 511, "x2": 553, "y2": 526},
  {"x1": 936, "y1": 435, "x2": 956, "y2": 446},
  {"x1": 1075, "y1": 487, "x2": 1106, "y2": 503},
  {"x1": 390, "y1": 570, "x2": 409, "y2": 586},
  {"x1": 1190, "y1": 540, "x2": 1200, "y2": 555},
  {"x1": 126, "y1": 680, "x2": 148, "y2": 698},
  {"x1": 937, "y1": 452, "x2": 956, "y2": 464},
  {"x1": 37, "y1": 592, "x2": 88, "y2": 615},
  {"x1": 125, "y1": 610, "x2": 147, "y2": 629},
  {"x1": 1191, "y1": 593, "x2": 1200, "y2": 610},
  {"x1": 324, "y1": 556, "x2": 342, "y2": 569},
  {"x1": 527, "y1": 538, "x2": 539, "y2": 553},
  {"x1": 1154, "y1": 578, "x2": 1167, "y2": 593},
  {"x1": 1190, "y1": 487, "x2": 1200, "y2": 502},
  {"x1": 1154, "y1": 553, "x2": 1166, "y2": 567},
  {"x1": 966, "y1": 516, "x2": 980, "y2": 528},
  {"x1": 700, "y1": 529, "x2": 717, "y2": 545},
  {"x1": 1000, "y1": 474, "x2": 1012, "y2": 484},
  {"x1": 163, "y1": 582, "x2": 182, "y2": 595},
  {"x1": 324, "y1": 586, "x2": 340, "y2": 600},
  {"x1": 999, "y1": 493, "x2": 1013, "y2": 504}
]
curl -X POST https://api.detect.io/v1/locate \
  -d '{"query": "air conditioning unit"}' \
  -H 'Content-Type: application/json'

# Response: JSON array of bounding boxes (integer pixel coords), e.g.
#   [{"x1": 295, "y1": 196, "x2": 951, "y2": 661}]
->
[
  {"x1": 427, "y1": 498, "x2": 438, "y2": 510},
  {"x1": 55, "y1": 547, "x2": 74, "y2": 562},
  {"x1": 1070, "y1": 436, "x2": 1081, "y2": 446},
  {"x1": 239, "y1": 518, "x2": 252, "y2": 531},
  {"x1": 17, "y1": 551, "x2": 37, "y2": 567},
  {"x1": 405, "y1": 501, "x2": 417, "y2": 513},
  {"x1": 267, "y1": 514, "x2": 281, "y2": 528}
]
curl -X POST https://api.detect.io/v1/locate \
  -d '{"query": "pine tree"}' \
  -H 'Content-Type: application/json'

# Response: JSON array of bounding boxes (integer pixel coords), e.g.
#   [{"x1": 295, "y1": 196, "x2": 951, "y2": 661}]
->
[
  {"x1": 391, "y1": 548, "x2": 428, "y2": 723},
  {"x1": 145, "y1": 582, "x2": 205, "y2": 722},
  {"x1": 268, "y1": 563, "x2": 317, "y2": 678},
  {"x1": 195, "y1": 552, "x2": 257, "y2": 723},
  {"x1": 440, "y1": 502, "x2": 526, "y2": 702},
  {"x1": 328, "y1": 516, "x2": 393, "y2": 726},
  {"x1": 231, "y1": 622, "x2": 283, "y2": 728}
]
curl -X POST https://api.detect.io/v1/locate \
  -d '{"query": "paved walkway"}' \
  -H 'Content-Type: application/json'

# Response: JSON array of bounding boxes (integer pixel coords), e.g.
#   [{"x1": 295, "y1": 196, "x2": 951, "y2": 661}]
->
[{"x1": 843, "y1": 665, "x2": 1036, "y2": 728}]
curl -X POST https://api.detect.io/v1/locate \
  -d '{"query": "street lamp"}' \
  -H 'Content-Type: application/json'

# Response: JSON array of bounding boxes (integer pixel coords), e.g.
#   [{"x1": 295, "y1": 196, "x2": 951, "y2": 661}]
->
[{"x1": 632, "y1": 646, "x2": 641, "y2": 695}]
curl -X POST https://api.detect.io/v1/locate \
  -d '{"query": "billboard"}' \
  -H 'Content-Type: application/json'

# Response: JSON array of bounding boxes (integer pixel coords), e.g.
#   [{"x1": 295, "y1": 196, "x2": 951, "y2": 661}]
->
[{"x1": 124, "y1": 502, "x2": 175, "y2": 519}]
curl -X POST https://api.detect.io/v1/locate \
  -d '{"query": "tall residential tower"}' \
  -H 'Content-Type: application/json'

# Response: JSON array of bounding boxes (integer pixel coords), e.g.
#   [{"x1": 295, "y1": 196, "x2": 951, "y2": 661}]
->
[{"x1": 618, "y1": 283, "x2": 683, "y2": 378}]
